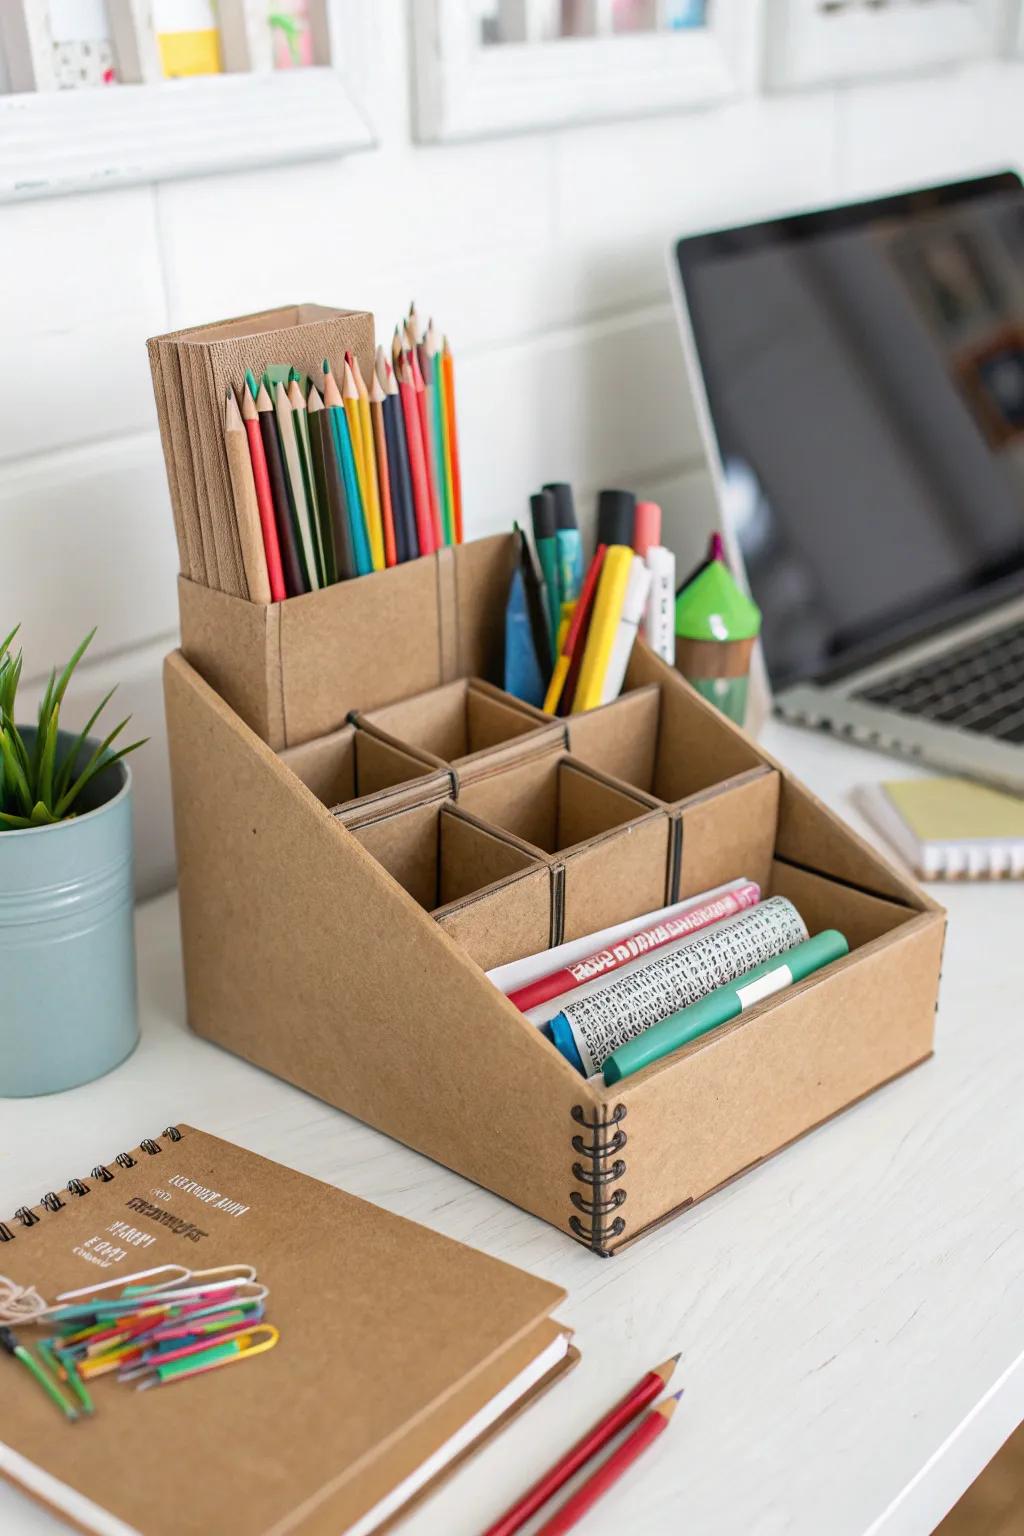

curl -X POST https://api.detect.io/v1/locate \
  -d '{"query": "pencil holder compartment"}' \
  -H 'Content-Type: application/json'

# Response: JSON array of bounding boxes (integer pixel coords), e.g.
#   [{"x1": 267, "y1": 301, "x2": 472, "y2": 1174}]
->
[
  {"x1": 355, "y1": 677, "x2": 563, "y2": 787},
  {"x1": 279, "y1": 722, "x2": 449, "y2": 819},
  {"x1": 458, "y1": 754, "x2": 671, "y2": 942},
  {"x1": 567, "y1": 683, "x2": 779, "y2": 900},
  {"x1": 349, "y1": 799, "x2": 551, "y2": 969}
]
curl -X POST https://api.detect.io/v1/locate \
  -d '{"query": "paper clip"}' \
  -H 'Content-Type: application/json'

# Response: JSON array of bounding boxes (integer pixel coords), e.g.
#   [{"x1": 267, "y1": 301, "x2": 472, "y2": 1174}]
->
[
  {"x1": 136, "y1": 1324, "x2": 279, "y2": 1390},
  {"x1": 55, "y1": 1263, "x2": 257, "y2": 1306}
]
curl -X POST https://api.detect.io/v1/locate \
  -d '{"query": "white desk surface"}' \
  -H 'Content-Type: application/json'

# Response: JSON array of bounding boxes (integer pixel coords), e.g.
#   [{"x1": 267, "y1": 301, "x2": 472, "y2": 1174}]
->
[{"x1": 2, "y1": 720, "x2": 1022, "y2": 1536}]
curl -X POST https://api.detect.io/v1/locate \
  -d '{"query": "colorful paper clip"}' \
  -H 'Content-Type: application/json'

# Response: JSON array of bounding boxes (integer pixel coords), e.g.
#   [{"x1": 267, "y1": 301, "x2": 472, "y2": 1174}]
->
[{"x1": 135, "y1": 1324, "x2": 279, "y2": 1390}]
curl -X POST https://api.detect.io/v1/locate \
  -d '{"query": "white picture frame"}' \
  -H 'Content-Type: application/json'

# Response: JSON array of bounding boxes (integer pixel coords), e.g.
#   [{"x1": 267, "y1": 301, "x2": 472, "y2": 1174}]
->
[
  {"x1": 0, "y1": 0, "x2": 375, "y2": 202},
  {"x1": 763, "y1": 0, "x2": 1015, "y2": 90},
  {"x1": 412, "y1": 0, "x2": 751, "y2": 142},
  {"x1": 0, "y1": 0, "x2": 122, "y2": 92}
]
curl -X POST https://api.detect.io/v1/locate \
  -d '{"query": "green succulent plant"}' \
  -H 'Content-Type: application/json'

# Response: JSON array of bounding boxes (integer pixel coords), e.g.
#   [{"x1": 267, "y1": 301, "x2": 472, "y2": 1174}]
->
[{"x1": 0, "y1": 626, "x2": 146, "y2": 830}]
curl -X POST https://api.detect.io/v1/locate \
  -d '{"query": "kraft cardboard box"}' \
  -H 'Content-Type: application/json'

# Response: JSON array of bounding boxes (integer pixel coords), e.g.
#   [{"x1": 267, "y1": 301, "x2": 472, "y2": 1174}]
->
[{"x1": 164, "y1": 533, "x2": 945, "y2": 1255}]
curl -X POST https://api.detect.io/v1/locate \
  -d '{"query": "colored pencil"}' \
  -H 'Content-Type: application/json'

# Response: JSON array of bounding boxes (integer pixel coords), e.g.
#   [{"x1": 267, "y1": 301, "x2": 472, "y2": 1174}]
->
[
  {"x1": 398, "y1": 357, "x2": 436, "y2": 557},
  {"x1": 223, "y1": 391, "x2": 272, "y2": 604},
  {"x1": 287, "y1": 377, "x2": 325, "y2": 587},
  {"x1": 543, "y1": 543, "x2": 606, "y2": 715},
  {"x1": 442, "y1": 337, "x2": 463, "y2": 543},
  {"x1": 256, "y1": 382, "x2": 305, "y2": 597},
  {"x1": 324, "y1": 364, "x2": 373, "y2": 577},
  {"x1": 307, "y1": 387, "x2": 348, "y2": 582},
  {"x1": 369, "y1": 366, "x2": 397, "y2": 567},
  {"x1": 349, "y1": 352, "x2": 384, "y2": 571},
  {"x1": 409, "y1": 344, "x2": 443, "y2": 549},
  {"x1": 535, "y1": 1393, "x2": 683, "y2": 1535},
  {"x1": 425, "y1": 320, "x2": 454, "y2": 546},
  {"x1": 391, "y1": 325, "x2": 404, "y2": 376},
  {"x1": 273, "y1": 381, "x2": 318, "y2": 591},
  {"x1": 482, "y1": 1354, "x2": 680, "y2": 1536},
  {"x1": 240, "y1": 387, "x2": 286, "y2": 601},
  {"x1": 380, "y1": 352, "x2": 418, "y2": 564}
]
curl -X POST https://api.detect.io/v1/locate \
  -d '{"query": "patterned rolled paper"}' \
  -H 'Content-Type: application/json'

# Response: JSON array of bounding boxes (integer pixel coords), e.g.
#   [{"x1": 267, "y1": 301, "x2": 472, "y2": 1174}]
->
[{"x1": 546, "y1": 895, "x2": 807, "y2": 1076}]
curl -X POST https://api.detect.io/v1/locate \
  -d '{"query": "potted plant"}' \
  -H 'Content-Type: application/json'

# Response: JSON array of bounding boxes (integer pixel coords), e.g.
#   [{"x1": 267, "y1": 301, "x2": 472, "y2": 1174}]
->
[{"x1": 1, "y1": 626, "x2": 145, "y2": 1097}]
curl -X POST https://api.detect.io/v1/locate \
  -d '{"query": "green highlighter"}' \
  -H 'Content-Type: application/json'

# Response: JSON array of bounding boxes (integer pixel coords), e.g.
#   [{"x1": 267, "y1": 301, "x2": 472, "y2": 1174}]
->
[{"x1": 603, "y1": 930, "x2": 849, "y2": 1085}]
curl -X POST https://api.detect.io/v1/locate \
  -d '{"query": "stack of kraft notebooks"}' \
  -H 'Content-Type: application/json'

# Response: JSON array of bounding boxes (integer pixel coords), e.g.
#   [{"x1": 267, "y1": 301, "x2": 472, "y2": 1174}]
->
[{"x1": 150, "y1": 302, "x2": 945, "y2": 1264}]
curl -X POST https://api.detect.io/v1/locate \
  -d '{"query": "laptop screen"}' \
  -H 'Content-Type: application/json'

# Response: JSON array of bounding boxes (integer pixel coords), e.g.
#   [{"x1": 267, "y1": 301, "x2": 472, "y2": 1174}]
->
[{"x1": 675, "y1": 173, "x2": 1024, "y2": 690}]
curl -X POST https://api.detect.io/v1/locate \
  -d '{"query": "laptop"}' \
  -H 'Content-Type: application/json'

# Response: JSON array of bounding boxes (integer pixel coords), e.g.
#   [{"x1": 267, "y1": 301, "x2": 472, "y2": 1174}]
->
[{"x1": 671, "y1": 171, "x2": 1024, "y2": 794}]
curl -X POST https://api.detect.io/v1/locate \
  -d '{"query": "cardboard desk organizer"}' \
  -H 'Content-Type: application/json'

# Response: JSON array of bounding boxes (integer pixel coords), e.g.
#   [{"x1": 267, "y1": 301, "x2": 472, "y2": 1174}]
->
[{"x1": 157, "y1": 306, "x2": 945, "y2": 1257}]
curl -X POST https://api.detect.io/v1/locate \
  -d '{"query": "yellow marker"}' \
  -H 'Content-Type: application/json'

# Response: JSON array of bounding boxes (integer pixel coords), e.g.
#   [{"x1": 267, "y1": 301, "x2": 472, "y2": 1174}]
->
[{"x1": 572, "y1": 547, "x2": 634, "y2": 713}]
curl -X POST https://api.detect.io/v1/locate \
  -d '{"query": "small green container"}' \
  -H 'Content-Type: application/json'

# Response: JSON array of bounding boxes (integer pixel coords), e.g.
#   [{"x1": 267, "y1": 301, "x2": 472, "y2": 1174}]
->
[{"x1": 0, "y1": 730, "x2": 138, "y2": 1097}]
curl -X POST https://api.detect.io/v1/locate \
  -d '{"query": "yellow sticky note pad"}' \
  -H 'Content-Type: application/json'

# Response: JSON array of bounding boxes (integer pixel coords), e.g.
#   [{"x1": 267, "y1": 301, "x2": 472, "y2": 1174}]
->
[{"x1": 158, "y1": 28, "x2": 222, "y2": 77}]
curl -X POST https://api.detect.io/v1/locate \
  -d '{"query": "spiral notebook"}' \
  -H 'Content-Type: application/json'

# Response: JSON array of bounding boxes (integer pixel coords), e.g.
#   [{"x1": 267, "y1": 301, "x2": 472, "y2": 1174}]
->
[
  {"x1": 0, "y1": 1125, "x2": 575, "y2": 1536},
  {"x1": 858, "y1": 777, "x2": 1024, "y2": 880}
]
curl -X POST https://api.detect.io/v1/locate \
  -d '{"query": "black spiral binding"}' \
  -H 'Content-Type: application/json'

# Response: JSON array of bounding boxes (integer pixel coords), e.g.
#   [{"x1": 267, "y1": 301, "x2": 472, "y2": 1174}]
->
[
  {"x1": 0, "y1": 1127, "x2": 182, "y2": 1243},
  {"x1": 568, "y1": 1103, "x2": 627, "y2": 1257}
]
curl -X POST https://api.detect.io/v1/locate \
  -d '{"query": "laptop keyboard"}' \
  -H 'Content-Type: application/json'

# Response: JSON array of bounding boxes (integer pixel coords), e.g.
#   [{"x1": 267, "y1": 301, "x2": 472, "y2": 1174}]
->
[{"x1": 853, "y1": 619, "x2": 1024, "y2": 743}]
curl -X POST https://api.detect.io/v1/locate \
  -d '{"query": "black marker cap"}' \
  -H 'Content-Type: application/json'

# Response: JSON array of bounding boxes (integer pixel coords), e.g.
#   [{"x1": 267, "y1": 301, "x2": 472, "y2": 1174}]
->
[
  {"x1": 543, "y1": 482, "x2": 578, "y2": 532},
  {"x1": 530, "y1": 490, "x2": 556, "y2": 543},
  {"x1": 596, "y1": 488, "x2": 636, "y2": 548}
]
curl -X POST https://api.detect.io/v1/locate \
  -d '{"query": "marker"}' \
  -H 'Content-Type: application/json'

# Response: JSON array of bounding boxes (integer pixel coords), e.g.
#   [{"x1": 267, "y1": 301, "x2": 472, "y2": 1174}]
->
[
  {"x1": 596, "y1": 488, "x2": 636, "y2": 549},
  {"x1": 633, "y1": 500, "x2": 661, "y2": 561},
  {"x1": 530, "y1": 490, "x2": 560, "y2": 667},
  {"x1": 544, "y1": 482, "x2": 583, "y2": 608},
  {"x1": 603, "y1": 930, "x2": 849, "y2": 1084}
]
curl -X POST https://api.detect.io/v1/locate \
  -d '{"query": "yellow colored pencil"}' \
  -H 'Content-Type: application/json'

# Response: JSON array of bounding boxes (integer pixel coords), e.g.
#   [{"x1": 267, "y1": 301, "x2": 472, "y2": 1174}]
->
[{"x1": 571, "y1": 546, "x2": 634, "y2": 712}]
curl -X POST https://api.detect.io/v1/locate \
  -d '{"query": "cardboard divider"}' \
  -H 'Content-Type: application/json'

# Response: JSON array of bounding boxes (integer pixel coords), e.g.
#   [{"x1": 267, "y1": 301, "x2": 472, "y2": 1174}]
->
[
  {"x1": 457, "y1": 754, "x2": 672, "y2": 942},
  {"x1": 350, "y1": 797, "x2": 540, "y2": 909},
  {"x1": 279, "y1": 722, "x2": 449, "y2": 818},
  {"x1": 357, "y1": 677, "x2": 563, "y2": 786},
  {"x1": 568, "y1": 683, "x2": 780, "y2": 899}
]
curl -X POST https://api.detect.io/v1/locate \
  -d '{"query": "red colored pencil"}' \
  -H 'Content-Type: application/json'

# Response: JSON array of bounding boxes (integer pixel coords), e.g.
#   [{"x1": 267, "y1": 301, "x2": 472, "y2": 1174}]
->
[
  {"x1": 240, "y1": 388, "x2": 286, "y2": 602},
  {"x1": 481, "y1": 1355, "x2": 679, "y2": 1536},
  {"x1": 536, "y1": 1393, "x2": 684, "y2": 1535},
  {"x1": 442, "y1": 337, "x2": 463, "y2": 543},
  {"x1": 558, "y1": 544, "x2": 607, "y2": 716},
  {"x1": 409, "y1": 345, "x2": 443, "y2": 549},
  {"x1": 398, "y1": 358, "x2": 436, "y2": 556}
]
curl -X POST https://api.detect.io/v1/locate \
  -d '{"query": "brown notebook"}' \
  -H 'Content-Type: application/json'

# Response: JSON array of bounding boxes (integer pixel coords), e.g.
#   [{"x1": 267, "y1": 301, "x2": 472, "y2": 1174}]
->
[{"x1": 0, "y1": 1125, "x2": 575, "y2": 1536}]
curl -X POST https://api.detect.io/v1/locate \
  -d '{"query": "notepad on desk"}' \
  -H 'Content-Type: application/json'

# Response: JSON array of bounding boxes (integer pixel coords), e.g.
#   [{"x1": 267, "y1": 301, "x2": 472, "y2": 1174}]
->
[
  {"x1": 0, "y1": 1126, "x2": 575, "y2": 1536},
  {"x1": 858, "y1": 777, "x2": 1024, "y2": 880}
]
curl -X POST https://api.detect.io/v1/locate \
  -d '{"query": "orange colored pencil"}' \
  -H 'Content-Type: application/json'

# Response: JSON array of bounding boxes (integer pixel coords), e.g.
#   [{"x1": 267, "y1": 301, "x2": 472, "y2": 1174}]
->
[
  {"x1": 442, "y1": 337, "x2": 463, "y2": 544},
  {"x1": 369, "y1": 367, "x2": 397, "y2": 567}
]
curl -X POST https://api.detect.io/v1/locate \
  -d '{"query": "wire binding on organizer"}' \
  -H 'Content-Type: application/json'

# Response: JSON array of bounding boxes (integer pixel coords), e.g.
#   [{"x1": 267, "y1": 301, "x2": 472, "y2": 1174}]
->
[
  {"x1": 568, "y1": 1103, "x2": 627, "y2": 1256},
  {"x1": 0, "y1": 1128, "x2": 183, "y2": 1242}
]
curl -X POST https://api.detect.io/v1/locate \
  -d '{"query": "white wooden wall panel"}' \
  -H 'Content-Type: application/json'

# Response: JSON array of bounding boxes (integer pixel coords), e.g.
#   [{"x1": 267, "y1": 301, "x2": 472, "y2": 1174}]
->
[
  {"x1": 0, "y1": 435, "x2": 178, "y2": 675},
  {"x1": 0, "y1": 189, "x2": 165, "y2": 460}
]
